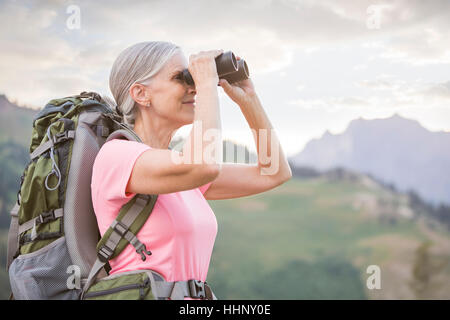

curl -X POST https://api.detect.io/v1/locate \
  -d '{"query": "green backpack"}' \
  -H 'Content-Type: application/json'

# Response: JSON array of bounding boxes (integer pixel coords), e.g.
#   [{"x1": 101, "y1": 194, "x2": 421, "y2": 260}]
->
[{"x1": 6, "y1": 92, "x2": 216, "y2": 300}]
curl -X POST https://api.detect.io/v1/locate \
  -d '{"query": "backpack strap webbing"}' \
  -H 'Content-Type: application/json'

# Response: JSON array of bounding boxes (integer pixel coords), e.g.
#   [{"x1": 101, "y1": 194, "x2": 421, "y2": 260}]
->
[
  {"x1": 81, "y1": 193, "x2": 157, "y2": 299},
  {"x1": 30, "y1": 130, "x2": 76, "y2": 160},
  {"x1": 128, "y1": 272, "x2": 217, "y2": 300},
  {"x1": 6, "y1": 202, "x2": 20, "y2": 271},
  {"x1": 155, "y1": 279, "x2": 217, "y2": 300},
  {"x1": 97, "y1": 193, "x2": 157, "y2": 261},
  {"x1": 18, "y1": 208, "x2": 64, "y2": 241}
]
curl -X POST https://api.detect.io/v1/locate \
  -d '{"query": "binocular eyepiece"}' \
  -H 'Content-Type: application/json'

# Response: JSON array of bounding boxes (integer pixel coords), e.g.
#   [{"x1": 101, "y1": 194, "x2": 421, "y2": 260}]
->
[{"x1": 181, "y1": 51, "x2": 250, "y2": 86}]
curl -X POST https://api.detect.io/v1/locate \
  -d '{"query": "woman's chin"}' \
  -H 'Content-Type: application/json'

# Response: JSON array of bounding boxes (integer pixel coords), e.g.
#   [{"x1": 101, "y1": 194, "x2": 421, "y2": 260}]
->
[{"x1": 178, "y1": 114, "x2": 195, "y2": 126}]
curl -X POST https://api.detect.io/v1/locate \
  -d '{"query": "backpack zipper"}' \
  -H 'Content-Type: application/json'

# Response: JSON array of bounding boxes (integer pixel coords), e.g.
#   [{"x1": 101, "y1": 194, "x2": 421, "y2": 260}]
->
[{"x1": 84, "y1": 277, "x2": 151, "y2": 299}]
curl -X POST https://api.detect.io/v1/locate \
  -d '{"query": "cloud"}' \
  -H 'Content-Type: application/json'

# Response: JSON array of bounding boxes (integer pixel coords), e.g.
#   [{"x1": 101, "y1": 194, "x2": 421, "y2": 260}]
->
[
  {"x1": 417, "y1": 81, "x2": 450, "y2": 101},
  {"x1": 288, "y1": 96, "x2": 371, "y2": 113},
  {"x1": 314, "y1": 0, "x2": 450, "y2": 65},
  {"x1": 352, "y1": 75, "x2": 450, "y2": 114},
  {"x1": 1, "y1": 0, "x2": 450, "y2": 156},
  {"x1": 70, "y1": 0, "x2": 450, "y2": 70},
  {"x1": 2, "y1": 0, "x2": 450, "y2": 106},
  {"x1": 290, "y1": 76, "x2": 450, "y2": 117},
  {"x1": 356, "y1": 75, "x2": 406, "y2": 91}
]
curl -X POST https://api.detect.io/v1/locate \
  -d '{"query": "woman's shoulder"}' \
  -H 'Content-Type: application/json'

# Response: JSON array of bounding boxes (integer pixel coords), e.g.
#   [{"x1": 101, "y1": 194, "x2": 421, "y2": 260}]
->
[
  {"x1": 101, "y1": 138, "x2": 150, "y2": 150},
  {"x1": 93, "y1": 139, "x2": 151, "y2": 169},
  {"x1": 91, "y1": 139, "x2": 152, "y2": 202},
  {"x1": 98, "y1": 139, "x2": 150, "y2": 157}
]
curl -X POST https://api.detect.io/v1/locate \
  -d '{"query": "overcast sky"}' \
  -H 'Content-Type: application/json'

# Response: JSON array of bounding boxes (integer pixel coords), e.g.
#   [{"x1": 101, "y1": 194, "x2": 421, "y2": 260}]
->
[{"x1": 1, "y1": 0, "x2": 449, "y2": 156}]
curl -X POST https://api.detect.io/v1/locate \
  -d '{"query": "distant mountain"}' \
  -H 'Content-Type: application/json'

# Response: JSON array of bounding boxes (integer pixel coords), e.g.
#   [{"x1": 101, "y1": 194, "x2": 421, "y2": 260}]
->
[
  {"x1": 0, "y1": 95, "x2": 36, "y2": 228},
  {"x1": 0, "y1": 140, "x2": 29, "y2": 228},
  {"x1": 289, "y1": 114, "x2": 450, "y2": 205},
  {"x1": 0, "y1": 94, "x2": 36, "y2": 148}
]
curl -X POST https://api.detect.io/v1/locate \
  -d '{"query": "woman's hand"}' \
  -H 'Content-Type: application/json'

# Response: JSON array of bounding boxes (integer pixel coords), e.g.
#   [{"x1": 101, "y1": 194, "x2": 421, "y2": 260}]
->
[
  {"x1": 218, "y1": 56, "x2": 257, "y2": 107},
  {"x1": 188, "y1": 49, "x2": 223, "y2": 88}
]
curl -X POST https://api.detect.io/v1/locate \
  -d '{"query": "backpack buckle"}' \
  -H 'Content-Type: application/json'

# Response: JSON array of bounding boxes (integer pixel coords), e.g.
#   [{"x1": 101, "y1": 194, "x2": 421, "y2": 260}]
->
[
  {"x1": 98, "y1": 245, "x2": 114, "y2": 263},
  {"x1": 38, "y1": 210, "x2": 55, "y2": 224},
  {"x1": 111, "y1": 220, "x2": 128, "y2": 237},
  {"x1": 135, "y1": 242, "x2": 152, "y2": 261},
  {"x1": 79, "y1": 91, "x2": 102, "y2": 102},
  {"x1": 52, "y1": 131, "x2": 73, "y2": 144},
  {"x1": 188, "y1": 280, "x2": 206, "y2": 299}
]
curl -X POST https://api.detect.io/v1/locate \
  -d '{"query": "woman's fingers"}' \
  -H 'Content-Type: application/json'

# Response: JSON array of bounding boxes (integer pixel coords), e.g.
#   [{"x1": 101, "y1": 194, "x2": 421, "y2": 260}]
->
[
  {"x1": 219, "y1": 79, "x2": 233, "y2": 95},
  {"x1": 189, "y1": 49, "x2": 223, "y2": 62},
  {"x1": 188, "y1": 49, "x2": 224, "y2": 86},
  {"x1": 219, "y1": 79, "x2": 230, "y2": 89}
]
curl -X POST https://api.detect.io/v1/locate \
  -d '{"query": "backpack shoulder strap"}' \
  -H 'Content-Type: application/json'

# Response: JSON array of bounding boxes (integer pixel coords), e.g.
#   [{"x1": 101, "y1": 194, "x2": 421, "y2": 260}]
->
[
  {"x1": 97, "y1": 193, "x2": 158, "y2": 262},
  {"x1": 81, "y1": 127, "x2": 158, "y2": 298},
  {"x1": 105, "y1": 128, "x2": 141, "y2": 143}
]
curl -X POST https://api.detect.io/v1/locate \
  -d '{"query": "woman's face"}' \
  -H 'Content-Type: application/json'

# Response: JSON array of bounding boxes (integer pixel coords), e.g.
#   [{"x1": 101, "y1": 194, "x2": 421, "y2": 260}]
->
[{"x1": 143, "y1": 50, "x2": 196, "y2": 126}]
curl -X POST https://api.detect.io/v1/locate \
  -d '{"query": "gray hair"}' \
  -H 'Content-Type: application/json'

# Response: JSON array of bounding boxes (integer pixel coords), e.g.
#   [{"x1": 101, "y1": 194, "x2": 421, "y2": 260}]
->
[{"x1": 105, "y1": 41, "x2": 181, "y2": 127}]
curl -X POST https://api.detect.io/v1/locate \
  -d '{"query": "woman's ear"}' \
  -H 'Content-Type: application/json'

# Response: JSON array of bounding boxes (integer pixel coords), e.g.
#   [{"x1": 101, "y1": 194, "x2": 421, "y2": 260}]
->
[{"x1": 129, "y1": 83, "x2": 151, "y2": 106}]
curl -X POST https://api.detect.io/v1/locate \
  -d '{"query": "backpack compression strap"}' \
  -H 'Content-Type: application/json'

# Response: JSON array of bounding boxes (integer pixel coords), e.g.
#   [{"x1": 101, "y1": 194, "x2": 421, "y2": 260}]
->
[{"x1": 155, "y1": 278, "x2": 217, "y2": 300}]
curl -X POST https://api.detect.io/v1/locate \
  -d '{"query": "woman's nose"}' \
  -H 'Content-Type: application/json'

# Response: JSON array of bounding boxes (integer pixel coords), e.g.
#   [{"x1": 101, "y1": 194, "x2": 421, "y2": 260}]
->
[{"x1": 187, "y1": 84, "x2": 196, "y2": 95}]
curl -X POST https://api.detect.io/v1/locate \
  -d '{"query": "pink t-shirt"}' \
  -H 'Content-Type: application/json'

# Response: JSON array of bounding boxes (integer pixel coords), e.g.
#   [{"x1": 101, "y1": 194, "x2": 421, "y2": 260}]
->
[{"x1": 91, "y1": 139, "x2": 217, "y2": 288}]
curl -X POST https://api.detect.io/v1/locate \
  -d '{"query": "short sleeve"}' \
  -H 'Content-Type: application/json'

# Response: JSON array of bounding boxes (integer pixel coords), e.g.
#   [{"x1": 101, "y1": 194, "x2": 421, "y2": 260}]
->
[
  {"x1": 91, "y1": 139, "x2": 151, "y2": 203},
  {"x1": 198, "y1": 181, "x2": 213, "y2": 195}
]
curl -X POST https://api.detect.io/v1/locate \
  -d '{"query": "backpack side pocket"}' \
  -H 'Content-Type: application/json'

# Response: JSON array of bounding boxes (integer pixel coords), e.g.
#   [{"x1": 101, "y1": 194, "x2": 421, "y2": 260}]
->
[{"x1": 9, "y1": 236, "x2": 81, "y2": 300}]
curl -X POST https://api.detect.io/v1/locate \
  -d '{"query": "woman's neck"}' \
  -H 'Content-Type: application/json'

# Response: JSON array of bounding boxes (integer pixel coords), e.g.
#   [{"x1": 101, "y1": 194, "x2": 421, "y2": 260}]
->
[{"x1": 133, "y1": 112, "x2": 177, "y2": 150}]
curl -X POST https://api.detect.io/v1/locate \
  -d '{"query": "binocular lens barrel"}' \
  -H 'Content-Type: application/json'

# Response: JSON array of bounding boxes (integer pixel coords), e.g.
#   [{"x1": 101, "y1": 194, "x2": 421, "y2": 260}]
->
[
  {"x1": 181, "y1": 51, "x2": 250, "y2": 86},
  {"x1": 216, "y1": 51, "x2": 238, "y2": 76},
  {"x1": 221, "y1": 59, "x2": 249, "y2": 84}
]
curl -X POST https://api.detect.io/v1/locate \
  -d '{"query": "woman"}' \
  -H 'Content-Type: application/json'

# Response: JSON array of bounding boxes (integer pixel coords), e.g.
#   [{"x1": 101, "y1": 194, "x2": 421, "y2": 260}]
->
[{"x1": 91, "y1": 41, "x2": 292, "y2": 300}]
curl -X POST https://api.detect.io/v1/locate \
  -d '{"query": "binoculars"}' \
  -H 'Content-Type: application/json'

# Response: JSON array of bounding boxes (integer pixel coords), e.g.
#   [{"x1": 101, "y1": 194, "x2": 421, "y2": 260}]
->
[{"x1": 181, "y1": 51, "x2": 250, "y2": 86}]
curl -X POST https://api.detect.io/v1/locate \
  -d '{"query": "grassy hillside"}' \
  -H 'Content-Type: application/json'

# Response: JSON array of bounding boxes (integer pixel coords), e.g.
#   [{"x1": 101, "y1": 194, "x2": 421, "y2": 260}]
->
[
  {"x1": 206, "y1": 176, "x2": 450, "y2": 299},
  {"x1": 1, "y1": 175, "x2": 449, "y2": 299},
  {"x1": 0, "y1": 95, "x2": 448, "y2": 299}
]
